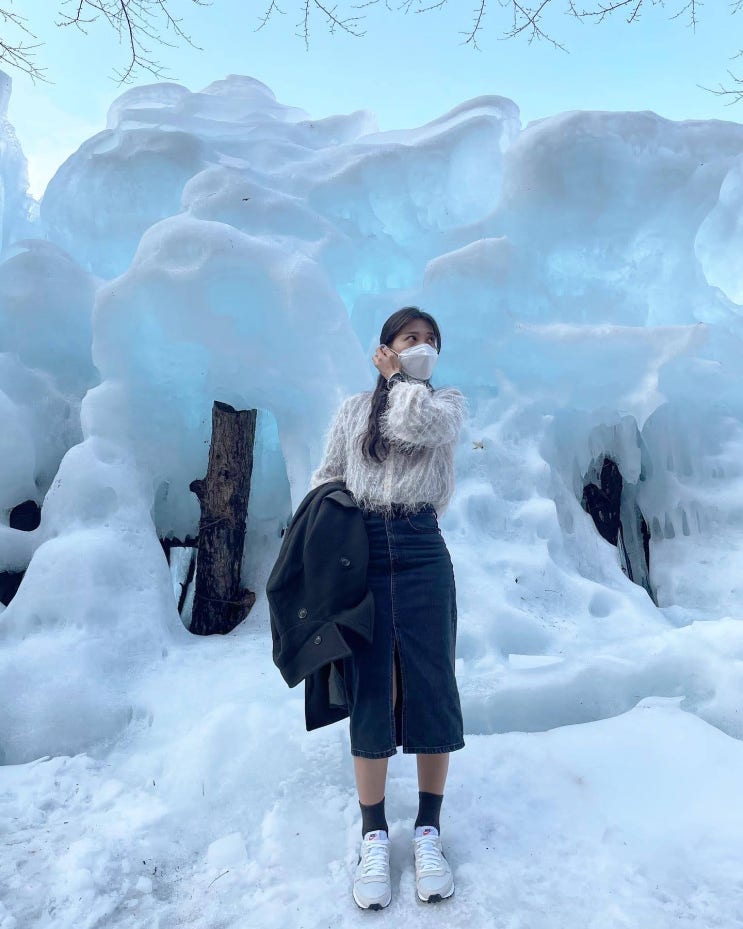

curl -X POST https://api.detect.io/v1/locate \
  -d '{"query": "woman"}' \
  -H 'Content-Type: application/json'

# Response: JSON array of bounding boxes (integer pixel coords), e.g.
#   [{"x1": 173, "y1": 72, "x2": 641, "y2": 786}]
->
[{"x1": 309, "y1": 306, "x2": 466, "y2": 909}]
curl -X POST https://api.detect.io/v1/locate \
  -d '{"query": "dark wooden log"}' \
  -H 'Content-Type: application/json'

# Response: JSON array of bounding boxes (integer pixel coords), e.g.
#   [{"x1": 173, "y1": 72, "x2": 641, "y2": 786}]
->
[{"x1": 188, "y1": 401, "x2": 257, "y2": 635}]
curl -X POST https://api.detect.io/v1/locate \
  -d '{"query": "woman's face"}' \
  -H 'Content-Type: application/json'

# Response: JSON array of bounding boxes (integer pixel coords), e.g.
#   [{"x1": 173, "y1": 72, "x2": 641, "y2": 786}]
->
[{"x1": 388, "y1": 318, "x2": 438, "y2": 356}]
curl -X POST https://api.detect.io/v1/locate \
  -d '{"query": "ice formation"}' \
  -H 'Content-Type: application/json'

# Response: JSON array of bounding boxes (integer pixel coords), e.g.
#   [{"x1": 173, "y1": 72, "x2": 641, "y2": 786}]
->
[{"x1": 3, "y1": 72, "x2": 743, "y2": 927}]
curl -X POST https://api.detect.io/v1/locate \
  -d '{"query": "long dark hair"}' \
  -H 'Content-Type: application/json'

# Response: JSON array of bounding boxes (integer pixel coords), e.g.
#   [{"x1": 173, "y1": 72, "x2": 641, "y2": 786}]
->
[{"x1": 361, "y1": 306, "x2": 442, "y2": 464}]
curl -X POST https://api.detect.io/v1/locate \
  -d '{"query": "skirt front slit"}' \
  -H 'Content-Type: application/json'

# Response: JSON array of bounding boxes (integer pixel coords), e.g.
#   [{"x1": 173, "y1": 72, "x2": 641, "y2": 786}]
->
[{"x1": 343, "y1": 506, "x2": 465, "y2": 758}]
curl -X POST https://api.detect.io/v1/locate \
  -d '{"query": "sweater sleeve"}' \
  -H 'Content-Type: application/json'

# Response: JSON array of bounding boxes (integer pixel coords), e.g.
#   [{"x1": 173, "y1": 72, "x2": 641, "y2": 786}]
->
[
  {"x1": 309, "y1": 400, "x2": 349, "y2": 489},
  {"x1": 380, "y1": 381, "x2": 466, "y2": 449}
]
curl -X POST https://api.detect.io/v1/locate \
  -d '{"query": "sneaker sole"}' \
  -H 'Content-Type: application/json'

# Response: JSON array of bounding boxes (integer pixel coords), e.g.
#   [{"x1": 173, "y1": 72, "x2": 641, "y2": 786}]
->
[
  {"x1": 417, "y1": 886, "x2": 454, "y2": 904},
  {"x1": 353, "y1": 888, "x2": 392, "y2": 910}
]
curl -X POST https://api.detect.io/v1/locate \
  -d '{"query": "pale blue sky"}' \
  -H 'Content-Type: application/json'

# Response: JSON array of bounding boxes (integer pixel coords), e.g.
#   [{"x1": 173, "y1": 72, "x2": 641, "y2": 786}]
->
[{"x1": 7, "y1": 0, "x2": 743, "y2": 196}]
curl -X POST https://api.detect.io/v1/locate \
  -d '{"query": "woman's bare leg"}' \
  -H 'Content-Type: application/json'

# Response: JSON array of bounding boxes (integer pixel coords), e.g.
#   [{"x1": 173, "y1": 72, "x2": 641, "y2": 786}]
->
[
  {"x1": 353, "y1": 756, "x2": 389, "y2": 805},
  {"x1": 352, "y1": 660, "x2": 397, "y2": 805},
  {"x1": 353, "y1": 672, "x2": 451, "y2": 800},
  {"x1": 416, "y1": 753, "x2": 449, "y2": 794}
]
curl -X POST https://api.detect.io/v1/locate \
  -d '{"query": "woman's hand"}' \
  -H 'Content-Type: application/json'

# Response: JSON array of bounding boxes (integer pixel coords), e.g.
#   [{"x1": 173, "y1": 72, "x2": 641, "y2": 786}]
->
[{"x1": 372, "y1": 345, "x2": 402, "y2": 380}]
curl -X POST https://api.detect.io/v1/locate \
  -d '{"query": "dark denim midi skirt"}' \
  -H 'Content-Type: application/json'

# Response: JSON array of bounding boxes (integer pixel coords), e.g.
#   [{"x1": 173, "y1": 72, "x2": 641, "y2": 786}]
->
[{"x1": 342, "y1": 504, "x2": 465, "y2": 758}]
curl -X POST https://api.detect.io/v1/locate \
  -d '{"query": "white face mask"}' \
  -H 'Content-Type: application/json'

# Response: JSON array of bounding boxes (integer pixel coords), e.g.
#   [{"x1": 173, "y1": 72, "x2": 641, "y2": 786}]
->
[{"x1": 390, "y1": 343, "x2": 439, "y2": 381}]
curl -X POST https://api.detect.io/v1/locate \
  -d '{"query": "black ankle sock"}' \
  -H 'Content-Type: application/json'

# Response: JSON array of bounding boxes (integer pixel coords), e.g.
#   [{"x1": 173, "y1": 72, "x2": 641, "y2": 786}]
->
[
  {"x1": 360, "y1": 797, "x2": 388, "y2": 837},
  {"x1": 415, "y1": 791, "x2": 443, "y2": 833}
]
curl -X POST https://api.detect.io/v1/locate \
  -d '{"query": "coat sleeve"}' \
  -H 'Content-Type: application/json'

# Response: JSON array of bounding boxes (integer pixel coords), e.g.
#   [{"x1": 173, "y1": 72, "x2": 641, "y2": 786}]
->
[
  {"x1": 309, "y1": 399, "x2": 350, "y2": 488},
  {"x1": 380, "y1": 382, "x2": 466, "y2": 449}
]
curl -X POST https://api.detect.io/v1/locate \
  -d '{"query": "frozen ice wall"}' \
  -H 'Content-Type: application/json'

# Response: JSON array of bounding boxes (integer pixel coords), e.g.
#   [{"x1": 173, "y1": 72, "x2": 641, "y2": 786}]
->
[
  {"x1": 0, "y1": 71, "x2": 32, "y2": 248},
  {"x1": 0, "y1": 80, "x2": 98, "y2": 666},
  {"x1": 2, "y1": 74, "x2": 743, "y2": 765}
]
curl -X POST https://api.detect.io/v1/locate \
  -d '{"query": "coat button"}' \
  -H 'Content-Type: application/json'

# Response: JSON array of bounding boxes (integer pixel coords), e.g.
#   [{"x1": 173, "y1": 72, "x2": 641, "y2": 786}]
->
[
  {"x1": 298, "y1": 608, "x2": 308, "y2": 619},
  {"x1": 314, "y1": 635, "x2": 322, "y2": 645},
  {"x1": 340, "y1": 557, "x2": 351, "y2": 567}
]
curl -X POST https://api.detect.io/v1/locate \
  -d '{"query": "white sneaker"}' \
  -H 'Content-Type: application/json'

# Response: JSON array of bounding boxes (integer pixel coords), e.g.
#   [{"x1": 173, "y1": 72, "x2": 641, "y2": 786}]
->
[
  {"x1": 353, "y1": 830, "x2": 392, "y2": 910},
  {"x1": 413, "y1": 826, "x2": 454, "y2": 902}
]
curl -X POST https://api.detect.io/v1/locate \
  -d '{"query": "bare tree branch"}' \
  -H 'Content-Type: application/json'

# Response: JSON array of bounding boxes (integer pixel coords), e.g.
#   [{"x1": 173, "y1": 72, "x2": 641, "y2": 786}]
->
[
  {"x1": 255, "y1": 0, "x2": 286, "y2": 32},
  {"x1": 461, "y1": 0, "x2": 487, "y2": 49},
  {"x1": 0, "y1": 7, "x2": 48, "y2": 82},
  {"x1": 0, "y1": 1, "x2": 207, "y2": 85},
  {"x1": 259, "y1": 0, "x2": 366, "y2": 47},
  {"x1": 408, "y1": 0, "x2": 449, "y2": 15},
  {"x1": 668, "y1": 1, "x2": 699, "y2": 31},
  {"x1": 561, "y1": 0, "x2": 647, "y2": 26},
  {"x1": 499, "y1": 0, "x2": 569, "y2": 49},
  {"x1": 698, "y1": 50, "x2": 743, "y2": 107},
  {"x1": 698, "y1": 70, "x2": 743, "y2": 106},
  {"x1": 56, "y1": 0, "x2": 210, "y2": 82},
  {"x1": 0, "y1": 0, "x2": 741, "y2": 107},
  {"x1": 304, "y1": 0, "x2": 366, "y2": 40}
]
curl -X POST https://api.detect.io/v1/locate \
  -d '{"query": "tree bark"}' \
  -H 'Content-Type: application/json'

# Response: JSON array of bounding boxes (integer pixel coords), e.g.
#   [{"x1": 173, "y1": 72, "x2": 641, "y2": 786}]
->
[{"x1": 188, "y1": 401, "x2": 257, "y2": 635}]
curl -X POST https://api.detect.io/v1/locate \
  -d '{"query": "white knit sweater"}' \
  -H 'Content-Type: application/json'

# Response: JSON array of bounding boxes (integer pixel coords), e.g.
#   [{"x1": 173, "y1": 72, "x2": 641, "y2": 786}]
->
[{"x1": 309, "y1": 378, "x2": 467, "y2": 516}]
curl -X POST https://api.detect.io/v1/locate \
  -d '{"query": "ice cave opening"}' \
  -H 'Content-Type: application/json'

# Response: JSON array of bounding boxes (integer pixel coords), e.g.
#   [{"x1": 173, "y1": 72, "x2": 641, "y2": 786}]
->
[{"x1": 581, "y1": 456, "x2": 654, "y2": 604}]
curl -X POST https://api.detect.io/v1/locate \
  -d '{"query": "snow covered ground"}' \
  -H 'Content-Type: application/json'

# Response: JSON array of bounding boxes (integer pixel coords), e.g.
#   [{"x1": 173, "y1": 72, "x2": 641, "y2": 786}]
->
[
  {"x1": 4, "y1": 612, "x2": 743, "y2": 928},
  {"x1": 2, "y1": 74, "x2": 743, "y2": 927}
]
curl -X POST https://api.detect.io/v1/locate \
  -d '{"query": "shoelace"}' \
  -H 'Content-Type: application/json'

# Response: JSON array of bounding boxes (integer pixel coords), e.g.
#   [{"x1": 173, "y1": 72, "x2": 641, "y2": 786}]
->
[
  {"x1": 414, "y1": 834, "x2": 444, "y2": 873},
  {"x1": 360, "y1": 840, "x2": 390, "y2": 878}
]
